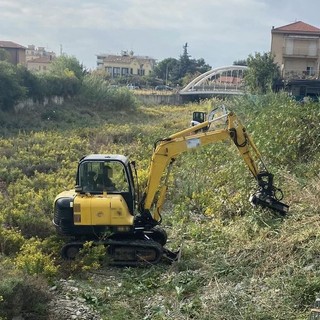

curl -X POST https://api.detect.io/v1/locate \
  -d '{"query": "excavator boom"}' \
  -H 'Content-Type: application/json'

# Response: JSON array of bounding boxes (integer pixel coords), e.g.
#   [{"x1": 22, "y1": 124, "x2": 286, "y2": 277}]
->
[{"x1": 139, "y1": 107, "x2": 289, "y2": 222}]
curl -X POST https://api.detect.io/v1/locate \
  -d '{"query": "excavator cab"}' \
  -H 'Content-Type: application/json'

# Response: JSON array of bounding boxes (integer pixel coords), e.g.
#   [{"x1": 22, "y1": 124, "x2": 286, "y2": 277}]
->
[
  {"x1": 191, "y1": 111, "x2": 207, "y2": 126},
  {"x1": 75, "y1": 154, "x2": 136, "y2": 213},
  {"x1": 53, "y1": 155, "x2": 137, "y2": 241}
]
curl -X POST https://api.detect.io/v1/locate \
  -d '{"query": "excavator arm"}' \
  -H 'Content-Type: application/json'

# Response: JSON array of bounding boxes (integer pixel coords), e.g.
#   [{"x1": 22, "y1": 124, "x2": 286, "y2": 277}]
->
[{"x1": 138, "y1": 108, "x2": 289, "y2": 224}]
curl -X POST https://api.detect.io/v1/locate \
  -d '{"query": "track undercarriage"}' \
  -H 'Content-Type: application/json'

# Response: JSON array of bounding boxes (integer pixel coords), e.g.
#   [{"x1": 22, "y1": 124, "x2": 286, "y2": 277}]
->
[{"x1": 61, "y1": 229, "x2": 179, "y2": 266}]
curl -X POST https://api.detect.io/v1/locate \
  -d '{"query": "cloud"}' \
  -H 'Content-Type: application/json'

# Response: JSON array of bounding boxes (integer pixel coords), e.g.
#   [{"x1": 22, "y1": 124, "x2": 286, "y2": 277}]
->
[{"x1": 0, "y1": 0, "x2": 319, "y2": 69}]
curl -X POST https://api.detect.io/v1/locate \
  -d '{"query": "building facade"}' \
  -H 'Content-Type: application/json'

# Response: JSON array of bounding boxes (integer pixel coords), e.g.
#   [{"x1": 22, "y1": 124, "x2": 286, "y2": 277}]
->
[
  {"x1": 97, "y1": 51, "x2": 156, "y2": 78},
  {"x1": 27, "y1": 56, "x2": 54, "y2": 72},
  {"x1": 271, "y1": 21, "x2": 320, "y2": 80},
  {"x1": 26, "y1": 44, "x2": 56, "y2": 61},
  {"x1": 26, "y1": 45, "x2": 56, "y2": 72},
  {"x1": 0, "y1": 41, "x2": 26, "y2": 65}
]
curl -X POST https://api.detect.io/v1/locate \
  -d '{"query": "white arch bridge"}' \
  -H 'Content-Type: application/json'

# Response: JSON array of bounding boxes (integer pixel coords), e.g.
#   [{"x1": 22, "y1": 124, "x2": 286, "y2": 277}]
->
[{"x1": 180, "y1": 65, "x2": 248, "y2": 97}]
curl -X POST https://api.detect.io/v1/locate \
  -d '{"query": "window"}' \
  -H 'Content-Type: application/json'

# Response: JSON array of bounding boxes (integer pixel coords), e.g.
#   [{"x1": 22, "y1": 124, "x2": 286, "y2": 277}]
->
[
  {"x1": 121, "y1": 68, "x2": 129, "y2": 76},
  {"x1": 106, "y1": 66, "x2": 112, "y2": 74},
  {"x1": 306, "y1": 66, "x2": 315, "y2": 76},
  {"x1": 79, "y1": 161, "x2": 129, "y2": 193},
  {"x1": 113, "y1": 67, "x2": 120, "y2": 77}
]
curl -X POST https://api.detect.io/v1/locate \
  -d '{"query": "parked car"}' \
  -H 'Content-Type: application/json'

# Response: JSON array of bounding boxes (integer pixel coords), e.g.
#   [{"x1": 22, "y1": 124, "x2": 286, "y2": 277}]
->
[
  {"x1": 127, "y1": 84, "x2": 140, "y2": 90},
  {"x1": 155, "y1": 85, "x2": 173, "y2": 91}
]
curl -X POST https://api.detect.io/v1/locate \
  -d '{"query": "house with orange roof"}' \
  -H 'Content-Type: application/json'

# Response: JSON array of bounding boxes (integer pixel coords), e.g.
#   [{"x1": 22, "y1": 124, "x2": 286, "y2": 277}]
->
[
  {"x1": 25, "y1": 44, "x2": 56, "y2": 72},
  {"x1": 27, "y1": 56, "x2": 55, "y2": 72},
  {"x1": 271, "y1": 21, "x2": 320, "y2": 80}
]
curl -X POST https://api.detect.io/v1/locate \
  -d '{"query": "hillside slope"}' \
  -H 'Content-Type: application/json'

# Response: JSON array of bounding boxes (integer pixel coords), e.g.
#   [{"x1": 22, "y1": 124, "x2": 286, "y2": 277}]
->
[{"x1": 0, "y1": 93, "x2": 319, "y2": 319}]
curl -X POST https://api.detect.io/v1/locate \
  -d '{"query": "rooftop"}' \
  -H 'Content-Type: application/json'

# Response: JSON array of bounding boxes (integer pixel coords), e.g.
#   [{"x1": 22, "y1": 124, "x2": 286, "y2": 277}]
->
[
  {"x1": 0, "y1": 41, "x2": 26, "y2": 49},
  {"x1": 272, "y1": 21, "x2": 320, "y2": 34},
  {"x1": 27, "y1": 56, "x2": 54, "y2": 63},
  {"x1": 104, "y1": 54, "x2": 154, "y2": 63}
]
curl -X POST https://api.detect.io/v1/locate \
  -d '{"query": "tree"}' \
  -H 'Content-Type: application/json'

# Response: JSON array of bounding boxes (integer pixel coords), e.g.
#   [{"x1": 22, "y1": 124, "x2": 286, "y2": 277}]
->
[
  {"x1": 153, "y1": 44, "x2": 211, "y2": 86},
  {"x1": 16, "y1": 65, "x2": 44, "y2": 101},
  {"x1": 152, "y1": 58, "x2": 179, "y2": 85},
  {"x1": 179, "y1": 43, "x2": 191, "y2": 77},
  {"x1": 0, "y1": 62, "x2": 26, "y2": 111},
  {"x1": 0, "y1": 48, "x2": 10, "y2": 62},
  {"x1": 45, "y1": 55, "x2": 85, "y2": 96},
  {"x1": 195, "y1": 58, "x2": 211, "y2": 74},
  {"x1": 175, "y1": 43, "x2": 211, "y2": 84},
  {"x1": 244, "y1": 52, "x2": 280, "y2": 94},
  {"x1": 233, "y1": 59, "x2": 247, "y2": 66},
  {"x1": 49, "y1": 55, "x2": 86, "y2": 80}
]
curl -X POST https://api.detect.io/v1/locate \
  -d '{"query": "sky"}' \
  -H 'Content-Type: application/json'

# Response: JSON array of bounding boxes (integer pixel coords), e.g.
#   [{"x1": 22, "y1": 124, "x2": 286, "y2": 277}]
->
[{"x1": 0, "y1": 0, "x2": 319, "y2": 70}]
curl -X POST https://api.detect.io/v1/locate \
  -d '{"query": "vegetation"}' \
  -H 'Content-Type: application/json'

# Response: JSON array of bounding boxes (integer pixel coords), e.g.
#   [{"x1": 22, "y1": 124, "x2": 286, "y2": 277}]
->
[
  {"x1": 0, "y1": 55, "x2": 138, "y2": 114},
  {"x1": 244, "y1": 52, "x2": 281, "y2": 94},
  {"x1": 152, "y1": 43, "x2": 211, "y2": 86},
  {"x1": 0, "y1": 92, "x2": 319, "y2": 319}
]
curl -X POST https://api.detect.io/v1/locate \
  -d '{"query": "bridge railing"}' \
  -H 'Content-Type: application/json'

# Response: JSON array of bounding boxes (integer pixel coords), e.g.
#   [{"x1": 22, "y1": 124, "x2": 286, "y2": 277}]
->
[{"x1": 180, "y1": 65, "x2": 248, "y2": 95}]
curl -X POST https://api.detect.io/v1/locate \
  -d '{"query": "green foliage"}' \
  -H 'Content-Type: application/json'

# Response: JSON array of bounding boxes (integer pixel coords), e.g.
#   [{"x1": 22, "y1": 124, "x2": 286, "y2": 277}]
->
[
  {"x1": 0, "y1": 270, "x2": 50, "y2": 319},
  {"x1": 49, "y1": 54, "x2": 86, "y2": 80},
  {"x1": 42, "y1": 72, "x2": 81, "y2": 97},
  {"x1": 152, "y1": 44, "x2": 211, "y2": 85},
  {"x1": 0, "y1": 48, "x2": 10, "y2": 62},
  {"x1": 0, "y1": 95, "x2": 319, "y2": 319},
  {"x1": 16, "y1": 65, "x2": 44, "y2": 100},
  {"x1": 79, "y1": 73, "x2": 137, "y2": 110},
  {"x1": 14, "y1": 238, "x2": 58, "y2": 278},
  {"x1": 234, "y1": 93, "x2": 320, "y2": 169},
  {"x1": 72, "y1": 242, "x2": 107, "y2": 273},
  {"x1": 244, "y1": 52, "x2": 281, "y2": 94},
  {"x1": 0, "y1": 61, "x2": 27, "y2": 111},
  {"x1": 0, "y1": 227, "x2": 24, "y2": 255}
]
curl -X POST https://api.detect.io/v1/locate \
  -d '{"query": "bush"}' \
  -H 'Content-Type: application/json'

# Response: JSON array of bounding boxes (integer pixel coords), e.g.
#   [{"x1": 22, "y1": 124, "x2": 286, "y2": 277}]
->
[
  {"x1": 79, "y1": 73, "x2": 137, "y2": 110},
  {"x1": 0, "y1": 61, "x2": 26, "y2": 111},
  {"x1": 0, "y1": 271, "x2": 50, "y2": 319},
  {"x1": 14, "y1": 238, "x2": 59, "y2": 279},
  {"x1": 0, "y1": 227, "x2": 24, "y2": 255}
]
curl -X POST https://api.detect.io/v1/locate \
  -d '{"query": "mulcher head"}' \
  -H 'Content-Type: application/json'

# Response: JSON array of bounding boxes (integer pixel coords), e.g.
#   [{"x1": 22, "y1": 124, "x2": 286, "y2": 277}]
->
[
  {"x1": 250, "y1": 171, "x2": 289, "y2": 216},
  {"x1": 250, "y1": 191, "x2": 289, "y2": 216}
]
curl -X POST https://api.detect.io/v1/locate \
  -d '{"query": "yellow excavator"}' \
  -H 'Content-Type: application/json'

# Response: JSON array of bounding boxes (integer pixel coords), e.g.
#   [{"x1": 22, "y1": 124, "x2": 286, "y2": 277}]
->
[{"x1": 53, "y1": 106, "x2": 289, "y2": 265}]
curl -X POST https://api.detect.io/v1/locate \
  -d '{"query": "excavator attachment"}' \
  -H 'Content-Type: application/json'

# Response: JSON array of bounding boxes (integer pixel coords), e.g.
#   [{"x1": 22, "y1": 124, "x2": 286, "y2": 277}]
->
[
  {"x1": 250, "y1": 191, "x2": 289, "y2": 216},
  {"x1": 249, "y1": 172, "x2": 289, "y2": 216}
]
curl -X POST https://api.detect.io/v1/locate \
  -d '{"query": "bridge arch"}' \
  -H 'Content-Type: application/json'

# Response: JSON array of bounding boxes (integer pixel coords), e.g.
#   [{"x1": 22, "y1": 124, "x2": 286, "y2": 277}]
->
[{"x1": 180, "y1": 65, "x2": 248, "y2": 96}]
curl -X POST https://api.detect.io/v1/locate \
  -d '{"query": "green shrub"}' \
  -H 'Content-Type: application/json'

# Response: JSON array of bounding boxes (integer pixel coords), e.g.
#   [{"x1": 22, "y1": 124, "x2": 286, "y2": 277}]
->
[
  {"x1": 79, "y1": 74, "x2": 137, "y2": 110},
  {"x1": 0, "y1": 227, "x2": 24, "y2": 255},
  {"x1": 14, "y1": 238, "x2": 59, "y2": 278},
  {"x1": 0, "y1": 272, "x2": 50, "y2": 319},
  {"x1": 0, "y1": 61, "x2": 27, "y2": 111}
]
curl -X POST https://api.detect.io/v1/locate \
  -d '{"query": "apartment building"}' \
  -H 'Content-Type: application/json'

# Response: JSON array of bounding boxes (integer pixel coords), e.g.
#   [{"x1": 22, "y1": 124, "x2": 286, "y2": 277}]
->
[
  {"x1": 26, "y1": 44, "x2": 56, "y2": 61},
  {"x1": 271, "y1": 21, "x2": 320, "y2": 80},
  {"x1": 26, "y1": 45, "x2": 56, "y2": 72},
  {"x1": 97, "y1": 51, "x2": 156, "y2": 78},
  {"x1": 0, "y1": 41, "x2": 26, "y2": 65}
]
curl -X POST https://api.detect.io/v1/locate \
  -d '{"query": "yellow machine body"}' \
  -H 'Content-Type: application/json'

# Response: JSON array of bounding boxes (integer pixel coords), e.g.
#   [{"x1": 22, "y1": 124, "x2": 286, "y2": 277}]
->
[{"x1": 73, "y1": 193, "x2": 134, "y2": 226}]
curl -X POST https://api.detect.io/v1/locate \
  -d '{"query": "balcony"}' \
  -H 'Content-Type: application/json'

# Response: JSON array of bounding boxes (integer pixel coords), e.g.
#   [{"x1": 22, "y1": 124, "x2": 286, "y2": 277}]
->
[
  {"x1": 283, "y1": 46, "x2": 319, "y2": 59},
  {"x1": 283, "y1": 69, "x2": 319, "y2": 80}
]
